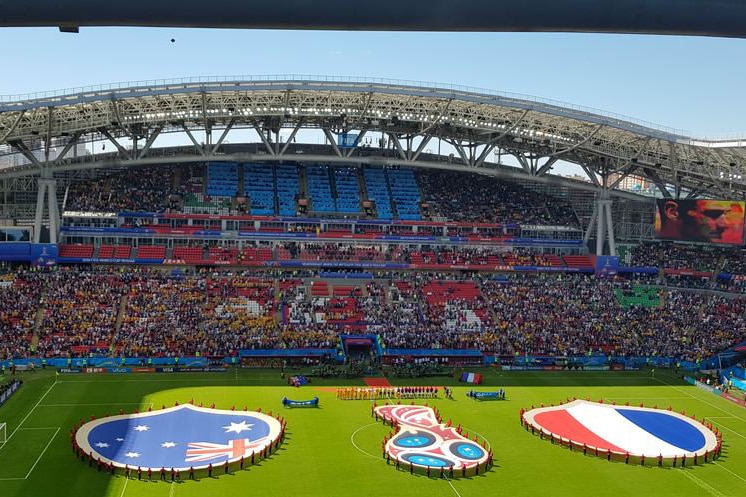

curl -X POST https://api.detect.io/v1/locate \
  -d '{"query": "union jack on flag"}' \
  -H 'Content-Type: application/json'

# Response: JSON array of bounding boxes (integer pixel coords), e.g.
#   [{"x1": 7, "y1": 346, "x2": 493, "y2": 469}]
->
[{"x1": 185, "y1": 437, "x2": 268, "y2": 463}]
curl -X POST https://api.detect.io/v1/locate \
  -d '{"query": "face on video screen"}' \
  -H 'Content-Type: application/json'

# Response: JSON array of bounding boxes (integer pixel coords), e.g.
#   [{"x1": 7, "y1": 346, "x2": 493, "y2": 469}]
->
[{"x1": 655, "y1": 199, "x2": 745, "y2": 245}]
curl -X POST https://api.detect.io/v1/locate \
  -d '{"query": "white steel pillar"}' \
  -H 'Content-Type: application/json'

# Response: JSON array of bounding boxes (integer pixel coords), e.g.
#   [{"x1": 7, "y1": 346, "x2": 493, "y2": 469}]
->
[{"x1": 33, "y1": 169, "x2": 60, "y2": 244}]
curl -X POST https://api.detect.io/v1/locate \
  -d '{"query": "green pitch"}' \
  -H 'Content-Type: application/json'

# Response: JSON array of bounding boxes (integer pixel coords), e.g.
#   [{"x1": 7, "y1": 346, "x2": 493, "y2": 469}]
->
[{"x1": 0, "y1": 368, "x2": 745, "y2": 497}]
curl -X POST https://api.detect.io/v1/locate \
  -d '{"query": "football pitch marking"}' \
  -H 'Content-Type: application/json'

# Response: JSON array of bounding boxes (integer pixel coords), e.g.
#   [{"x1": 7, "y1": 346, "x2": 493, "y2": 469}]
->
[
  {"x1": 350, "y1": 422, "x2": 380, "y2": 460},
  {"x1": 39, "y1": 403, "x2": 154, "y2": 408},
  {"x1": 713, "y1": 461, "x2": 746, "y2": 484},
  {"x1": 57, "y1": 378, "x2": 238, "y2": 384},
  {"x1": 118, "y1": 477, "x2": 128, "y2": 497},
  {"x1": 0, "y1": 427, "x2": 60, "y2": 481},
  {"x1": 652, "y1": 378, "x2": 746, "y2": 479},
  {"x1": 604, "y1": 396, "x2": 690, "y2": 400},
  {"x1": 705, "y1": 419, "x2": 746, "y2": 440},
  {"x1": 0, "y1": 378, "x2": 57, "y2": 452},
  {"x1": 443, "y1": 476, "x2": 463, "y2": 497},
  {"x1": 652, "y1": 377, "x2": 746, "y2": 423},
  {"x1": 680, "y1": 468, "x2": 728, "y2": 497},
  {"x1": 351, "y1": 422, "x2": 464, "y2": 497},
  {"x1": 24, "y1": 427, "x2": 60, "y2": 479}
]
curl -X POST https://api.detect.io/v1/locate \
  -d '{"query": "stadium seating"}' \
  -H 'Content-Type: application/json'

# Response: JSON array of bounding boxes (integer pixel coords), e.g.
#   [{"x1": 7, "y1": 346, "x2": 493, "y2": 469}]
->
[
  {"x1": 388, "y1": 168, "x2": 422, "y2": 220},
  {"x1": 332, "y1": 167, "x2": 362, "y2": 214},
  {"x1": 563, "y1": 255, "x2": 593, "y2": 268},
  {"x1": 306, "y1": 165, "x2": 335, "y2": 213},
  {"x1": 363, "y1": 167, "x2": 394, "y2": 219},
  {"x1": 206, "y1": 162, "x2": 239, "y2": 197},
  {"x1": 135, "y1": 245, "x2": 167, "y2": 259},
  {"x1": 114, "y1": 245, "x2": 133, "y2": 258},
  {"x1": 63, "y1": 164, "x2": 589, "y2": 226},
  {"x1": 59, "y1": 244, "x2": 94, "y2": 258},
  {"x1": 243, "y1": 163, "x2": 276, "y2": 215},
  {"x1": 173, "y1": 247, "x2": 206, "y2": 264},
  {"x1": 276, "y1": 164, "x2": 301, "y2": 216},
  {"x1": 418, "y1": 169, "x2": 578, "y2": 226}
]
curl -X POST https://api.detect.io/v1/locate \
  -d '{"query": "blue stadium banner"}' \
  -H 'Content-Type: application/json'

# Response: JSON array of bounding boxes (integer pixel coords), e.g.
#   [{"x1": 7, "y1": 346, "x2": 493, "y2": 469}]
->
[
  {"x1": 595, "y1": 255, "x2": 619, "y2": 277},
  {"x1": 337, "y1": 133, "x2": 359, "y2": 149},
  {"x1": 0, "y1": 243, "x2": 57, "y2": 264},
  {"x1": 30, "y1": 244, "x2": 58, "y2": 266}
]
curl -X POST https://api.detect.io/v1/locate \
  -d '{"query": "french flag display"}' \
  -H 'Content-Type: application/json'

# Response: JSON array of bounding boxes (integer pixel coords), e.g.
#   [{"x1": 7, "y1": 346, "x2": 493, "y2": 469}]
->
[
  {"x1": 460, "y1": 372, "x2": 482, "y2": 384},
  {"x1": 522, "y1": 400, "x2": 719, "y2": 459}
]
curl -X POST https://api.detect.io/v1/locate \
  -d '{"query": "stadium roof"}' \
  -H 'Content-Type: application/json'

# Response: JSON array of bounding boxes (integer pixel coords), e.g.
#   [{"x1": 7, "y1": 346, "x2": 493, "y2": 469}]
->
[
  {"x1": 2, "y1": 0, "x2": 746, "y2": 38},
  {"x1": 1, "y1": 76, "x2": 745, "y2": 199}
]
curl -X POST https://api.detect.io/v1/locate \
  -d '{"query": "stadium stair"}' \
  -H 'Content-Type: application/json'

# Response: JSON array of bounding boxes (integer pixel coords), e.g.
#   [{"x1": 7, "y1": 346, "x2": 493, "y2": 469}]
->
[{"x1": 30, "y1": 306, "x2": 45, "y2": 353}]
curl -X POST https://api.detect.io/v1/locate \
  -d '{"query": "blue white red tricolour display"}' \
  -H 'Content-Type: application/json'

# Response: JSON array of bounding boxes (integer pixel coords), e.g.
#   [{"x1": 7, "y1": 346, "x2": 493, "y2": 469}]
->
[
  {"x1": 75, "y1": 404, "x2": 282, "y2": 471},
  {"x1": 522, "y1": 400, "x2": 718, "y2": 458}
]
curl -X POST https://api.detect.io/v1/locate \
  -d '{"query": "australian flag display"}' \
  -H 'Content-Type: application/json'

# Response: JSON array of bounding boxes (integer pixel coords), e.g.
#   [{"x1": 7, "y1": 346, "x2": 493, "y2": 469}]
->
[{"x1": 75, "y1": 404, "x2": 282, "y2": 471}]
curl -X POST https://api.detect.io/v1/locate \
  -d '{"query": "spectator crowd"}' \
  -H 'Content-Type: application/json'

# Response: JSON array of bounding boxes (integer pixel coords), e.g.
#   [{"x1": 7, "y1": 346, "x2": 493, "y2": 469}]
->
[{"x1": 1, "y1": 267, "x2": 744, "y2": 364}]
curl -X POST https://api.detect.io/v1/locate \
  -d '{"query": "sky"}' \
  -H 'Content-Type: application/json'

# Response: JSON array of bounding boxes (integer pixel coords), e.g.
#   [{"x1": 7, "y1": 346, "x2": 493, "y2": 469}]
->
[{"x1": 0, "y1": 27, "x2": 745, "y2": 139}]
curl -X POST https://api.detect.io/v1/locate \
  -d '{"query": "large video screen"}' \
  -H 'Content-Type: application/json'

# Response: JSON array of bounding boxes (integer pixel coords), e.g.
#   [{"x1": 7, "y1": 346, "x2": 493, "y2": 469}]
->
[{"x1": 654, "y1": 199, "x2": 745, "y2": 245}]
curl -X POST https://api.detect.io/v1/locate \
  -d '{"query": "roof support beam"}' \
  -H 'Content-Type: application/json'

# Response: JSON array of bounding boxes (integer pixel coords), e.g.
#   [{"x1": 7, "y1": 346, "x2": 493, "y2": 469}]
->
[
  {"x1": 250, "y1": 122, "x2": 276, "y2": 156},
  {"x1": 0, "y1": 110, "x2": 25, "y2": 143},
  {"x1": 387, "y1": 133, "x2": 407, "y2": 161},
  {"x1": 608, "y1": 162, "x2": 638, "y2": 190},
  {"x1": 280, "y1": 119, "x2": 304, "y2": 156},
  {"x1": 535, "y1": 156, "x2": 559, "y2": 176},
  {"x1": 137, "y1": 127, "x2": 163, "y2": 160},
  {"x1": 344, "y1": 128, "x2": 366, "y2": 158},
  {"x1": 53, "y1": 131, "x2": 84, "y2": 164},
  {"x1": 44, "y1": 107, "x2": 54, "y2": 163},
  {"x1": 323, "y1": 128, "x2": 343, "y2": 158},
  {"x1": 8, "y1": 139, "x2": 43, "y2": 168},
  {"x1": 474, "y1": 143, "x2": 496, "y2": 168},
  {"x1": 182, "y1": 126, "x2": 206, "y2": 156},
  {"x1": 210, "y1": 118, "x2": 236, "y2": 155},
  {"x1": 548, "y1": 124, "x2": 604, "y2": 158},
  {"x1": 642, "y1": 167, "x2": 673, "y2": 198},
  {"x1": 410, "y1": 135, "x2": 432, "y2": 162},
  {"x1": 579, "y1": 161, "x2": 601, "y2": 187},
  {"x1": 98, "y1": 128, "x2": 131, "y2": 159}
]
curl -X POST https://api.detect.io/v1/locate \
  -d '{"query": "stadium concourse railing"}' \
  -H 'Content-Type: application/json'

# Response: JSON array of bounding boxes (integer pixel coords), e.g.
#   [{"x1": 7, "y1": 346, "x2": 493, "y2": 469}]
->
[{"x1": 0, "y1": 354, "x2": 700, "y2": 373}]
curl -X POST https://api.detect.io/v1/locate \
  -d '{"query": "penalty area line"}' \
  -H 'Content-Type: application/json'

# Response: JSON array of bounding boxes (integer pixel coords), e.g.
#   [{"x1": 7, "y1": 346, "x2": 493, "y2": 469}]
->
[
  {"x1": 24, "y1": 427, "x2": 60, "y2": 479},
  {"x1": 0, "y1": 378, "x2": 57, "y2": 453}
]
